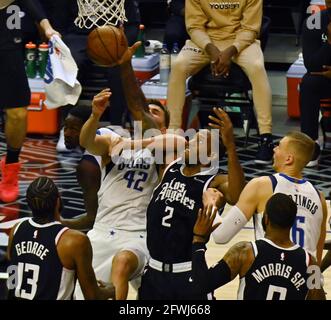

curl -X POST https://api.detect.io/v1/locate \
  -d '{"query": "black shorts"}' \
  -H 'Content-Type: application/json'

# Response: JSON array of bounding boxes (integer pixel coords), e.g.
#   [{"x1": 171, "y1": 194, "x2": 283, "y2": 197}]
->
[
  {"x1": 139, "y1": 266, "x2": 214, "y2": 300},
  {"x1": 0, "y1": 49, "x2": 30, "y2": 109}
]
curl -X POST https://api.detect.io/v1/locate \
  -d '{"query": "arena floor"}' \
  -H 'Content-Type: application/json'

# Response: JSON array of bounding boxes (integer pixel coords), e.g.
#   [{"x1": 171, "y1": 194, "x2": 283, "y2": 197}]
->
[{"x1": 0, "y1": 132, "x2": 330, "y2": 300}]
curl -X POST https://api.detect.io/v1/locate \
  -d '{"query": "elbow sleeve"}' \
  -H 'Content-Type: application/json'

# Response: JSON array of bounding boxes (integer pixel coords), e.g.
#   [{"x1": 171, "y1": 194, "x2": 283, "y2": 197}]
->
[{"x1": 212, "y1": 206, "x2": 248, "y2": 244}]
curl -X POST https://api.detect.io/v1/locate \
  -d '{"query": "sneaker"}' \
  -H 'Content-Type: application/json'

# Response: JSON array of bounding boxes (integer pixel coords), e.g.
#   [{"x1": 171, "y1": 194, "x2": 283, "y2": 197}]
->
[
  {"x1": 255, "y1": 134, "x2": 274, "y2": 165},
  {"x1": 306, "y1": 142, "x2": 320, "y2": 168},
  {"x1": 56, "y1": 128, "x2": 71, "y2": 153},
  {"x1": 0, "y1": 157, "x2": 20, "y2": 203}
]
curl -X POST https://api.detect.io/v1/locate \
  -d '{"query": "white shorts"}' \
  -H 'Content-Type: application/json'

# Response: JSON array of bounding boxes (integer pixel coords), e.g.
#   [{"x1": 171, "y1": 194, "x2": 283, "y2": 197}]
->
[{"x1": 74, "y1": 223, "x2": 149, "y2": 300}]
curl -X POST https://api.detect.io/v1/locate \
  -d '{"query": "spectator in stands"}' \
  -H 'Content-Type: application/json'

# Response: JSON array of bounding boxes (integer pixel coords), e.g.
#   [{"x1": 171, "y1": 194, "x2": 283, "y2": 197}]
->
[
  {"x1": 300, "y1": 1, "x2": 331, "y2": 167},
  {"x1": 164, "y1": 0, "x2": 189, "y2": 50},
  {"x1": 167, "y1": 0, "x2": 274, "y2": 165}
]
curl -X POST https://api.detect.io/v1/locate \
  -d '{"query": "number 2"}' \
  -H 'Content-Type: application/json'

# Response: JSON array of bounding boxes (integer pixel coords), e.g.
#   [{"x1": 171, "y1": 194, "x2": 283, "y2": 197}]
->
[{"x1": 162, "y1": 206, "x2": 174, "y2": 228}]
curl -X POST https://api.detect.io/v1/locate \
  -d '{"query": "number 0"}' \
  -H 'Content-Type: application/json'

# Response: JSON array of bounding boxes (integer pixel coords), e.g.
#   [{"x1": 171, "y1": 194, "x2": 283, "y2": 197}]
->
[{"x1": 266, "y1": 285, "x2": 287, "y2": 300}]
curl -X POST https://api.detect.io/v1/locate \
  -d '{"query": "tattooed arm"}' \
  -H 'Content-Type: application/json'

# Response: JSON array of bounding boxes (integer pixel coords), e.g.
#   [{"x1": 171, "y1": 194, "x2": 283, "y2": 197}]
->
[{"x1": 191, "y1": 205, "x2": 255, "y2": 293}]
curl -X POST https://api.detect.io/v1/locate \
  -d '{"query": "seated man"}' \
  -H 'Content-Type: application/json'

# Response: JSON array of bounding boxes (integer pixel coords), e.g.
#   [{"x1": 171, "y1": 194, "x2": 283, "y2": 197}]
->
[
  {"x1": 300, "y1": 2, "x2": 331, "y2": 167},
  {"x1": 167, "y1": 0, "x2": 274, "y2": 164}
]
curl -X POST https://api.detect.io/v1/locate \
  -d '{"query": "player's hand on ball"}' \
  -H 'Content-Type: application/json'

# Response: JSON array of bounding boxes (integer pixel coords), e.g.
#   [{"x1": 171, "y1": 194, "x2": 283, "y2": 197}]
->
[
  {"x1": 117, "y1": 41, "x2": 142, "y2": 65},
  {"x1": 92, "y1": 89, "x2": 112, "y2": 118}
]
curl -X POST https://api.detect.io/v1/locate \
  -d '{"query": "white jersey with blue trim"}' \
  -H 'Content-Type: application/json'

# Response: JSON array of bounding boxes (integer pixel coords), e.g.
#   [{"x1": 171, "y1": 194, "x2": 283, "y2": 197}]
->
[
  {"x1": 83, "y1": 127, "x2": 120, "y2": 180},
  {"x1": 95, "y1": 147, "x2": 158, "y2": 231},
  {"x1": 253, "y1": 173, "x2": 323, "y2": 258}
]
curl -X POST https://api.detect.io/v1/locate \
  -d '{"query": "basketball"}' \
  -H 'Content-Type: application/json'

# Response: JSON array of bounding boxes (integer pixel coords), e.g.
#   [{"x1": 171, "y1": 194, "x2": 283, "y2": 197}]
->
[{"x1": 87, "y1": 25, "x2": 128, "y2": 67}]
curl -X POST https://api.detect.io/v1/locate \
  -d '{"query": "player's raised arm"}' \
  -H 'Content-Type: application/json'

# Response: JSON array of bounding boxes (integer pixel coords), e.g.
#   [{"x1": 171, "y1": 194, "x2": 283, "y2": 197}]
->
[
  {"x1": 211, "y1": 177, "x2": 269, "y2": 244},
  {"x1": 208, "y1": 108, "x2": 245, "y2": 205},
  {"x1": 109, "y1": 133, "x2": 186, "y2": 156},
  {"x1": 80, "y1": 89, "x2": 117, "y2": 156},
  {"x1": 118, "y1": 42, "x2": 159, "y2": 131},
  {"x1": 191, "y1": 206, "x2": 252, "y2": 293}
]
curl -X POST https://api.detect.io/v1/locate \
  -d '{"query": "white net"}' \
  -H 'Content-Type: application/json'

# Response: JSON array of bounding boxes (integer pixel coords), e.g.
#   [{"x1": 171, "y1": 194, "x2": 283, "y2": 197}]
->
[{"x1": 74, "y1": 0, "x2": 127, "y2": 29}]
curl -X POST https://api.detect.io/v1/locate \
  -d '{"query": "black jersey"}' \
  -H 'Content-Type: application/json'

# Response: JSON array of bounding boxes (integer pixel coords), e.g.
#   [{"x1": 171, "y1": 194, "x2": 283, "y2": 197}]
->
[
  {"x1": 0, "y1": 0, "x2": 47, "y2": 50},
  {"x1": 7, "y1": 219, "x2": 75, "y2": 300},
  {"x1": 146, "y1": 158, "x2": 221, "y2": 263},
  {"x1": 239, "y1": 238, "x2": 310, "y2": 300}
]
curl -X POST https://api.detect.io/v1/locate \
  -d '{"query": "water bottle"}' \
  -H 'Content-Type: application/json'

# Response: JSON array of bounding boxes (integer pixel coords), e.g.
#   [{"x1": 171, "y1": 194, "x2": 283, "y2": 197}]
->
[
  {"x1": 25, "y1": 42, "x2": 37, "y2": 78},
  {"x1": 159, "y1": 43, "x2": 170, "y2": 85},
  {"x1": 170, "y1": 42, "x2": 179, "y2": 70},
  {"x1": 135, "y1": 24, "x2": 146, "y2": 58},
  {"x1": 38, "y1": 42, "x2": 49, "y2": 78}
]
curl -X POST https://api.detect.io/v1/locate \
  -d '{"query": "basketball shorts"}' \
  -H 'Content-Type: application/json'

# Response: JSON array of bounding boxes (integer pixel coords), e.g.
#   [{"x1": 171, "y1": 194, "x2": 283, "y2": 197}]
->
[
  {"x1": 139, "y1": 266, "x2": 214, "y2": 300},
  {"x1": 74, "y1": 223, "x2": 149, "y2": 300},
  {"x1": 0, "y1": 49, "x2": 30, "y2": 109}
]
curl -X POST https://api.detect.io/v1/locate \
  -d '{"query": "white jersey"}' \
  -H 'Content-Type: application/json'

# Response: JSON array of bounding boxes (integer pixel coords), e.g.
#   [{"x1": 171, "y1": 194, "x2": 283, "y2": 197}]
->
[
  {"x1": 95, "y1": 147, "x2": 158, "y2": 231},
  {"x1": 253, "y1": 173, "x2": 323, "y2": 258},
  {"x1": 83, "y1": 127, "x2": 120, "y2": 180}
]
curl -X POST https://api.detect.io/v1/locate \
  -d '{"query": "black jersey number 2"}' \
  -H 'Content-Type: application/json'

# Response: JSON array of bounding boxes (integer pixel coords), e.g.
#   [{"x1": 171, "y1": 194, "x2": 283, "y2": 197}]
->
[{"x1": 162, "y1": 206, "x2": 174, "y2": 228}]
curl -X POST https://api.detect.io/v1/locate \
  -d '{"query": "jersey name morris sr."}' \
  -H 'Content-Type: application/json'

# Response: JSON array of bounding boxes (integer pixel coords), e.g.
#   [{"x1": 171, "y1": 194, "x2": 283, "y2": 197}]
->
[{"x1": 238, "y1": 238, "x2": 310, "y2": 300}]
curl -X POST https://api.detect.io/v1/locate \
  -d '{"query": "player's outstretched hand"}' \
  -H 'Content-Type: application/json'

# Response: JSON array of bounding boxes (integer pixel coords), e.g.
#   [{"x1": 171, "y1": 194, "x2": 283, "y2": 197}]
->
[
  {"x1": 92, "y1": 89, "x2": 112, "y2": 118},
  {"x1": 208, "y1": 107, "x2": 236, "y2": 151},
  {"x1": 117, "y1": 41, "x2": 142, "y2": 65},
  {"x1": 193, "y1": 205, "x2": 221, "y2": 243}
]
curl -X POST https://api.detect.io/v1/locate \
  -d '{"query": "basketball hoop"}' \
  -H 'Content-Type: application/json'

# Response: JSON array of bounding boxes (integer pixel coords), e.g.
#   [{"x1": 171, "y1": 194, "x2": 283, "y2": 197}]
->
[{"x1": 75, "y1": 0, "x2": 127, "y2": 29}]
